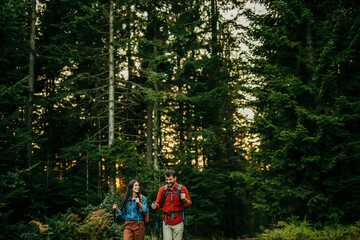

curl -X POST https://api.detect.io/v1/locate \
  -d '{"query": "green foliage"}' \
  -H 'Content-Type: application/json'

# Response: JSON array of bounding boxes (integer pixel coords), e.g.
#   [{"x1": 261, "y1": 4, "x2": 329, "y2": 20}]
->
[
  {"x1": 0, "y1": 168, "x2": 32, "y2": 239},
  {"x1": 0, "y1": 0, "x2": 29, "y2": 172},
  {"x1": 6, "y1": 0, "x2": 360, "y2": 239},
  {"x1": 183, "y1": 168, "x2": 225, "y2": 237},
  {"x1": 257, "y1": 219, "x2": 360, "y2": 240},
  {"x1": 102, "y1": 139, "x2": 142, "y2": 167},
  {"x1": 244, "y1": 0, "x2": 360, "y2": 225},
  {"x1": 29, "y1": 208, "x2": 123, "y2": 240},
  {"x1": 1, "y1": 0, "x2": 248, "y2": 239}
]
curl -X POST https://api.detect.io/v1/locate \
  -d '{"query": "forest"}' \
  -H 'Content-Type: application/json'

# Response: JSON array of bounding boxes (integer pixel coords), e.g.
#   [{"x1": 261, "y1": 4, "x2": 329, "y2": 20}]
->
[{"x1": 1, "y1": 0, "x2": 359, "y2": 239}]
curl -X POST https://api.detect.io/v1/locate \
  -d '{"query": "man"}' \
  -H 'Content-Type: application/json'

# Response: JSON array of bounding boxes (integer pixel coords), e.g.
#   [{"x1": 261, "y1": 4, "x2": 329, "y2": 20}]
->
[{"x1": 151, "y1": 170, "x2": 192, "y2": 240}]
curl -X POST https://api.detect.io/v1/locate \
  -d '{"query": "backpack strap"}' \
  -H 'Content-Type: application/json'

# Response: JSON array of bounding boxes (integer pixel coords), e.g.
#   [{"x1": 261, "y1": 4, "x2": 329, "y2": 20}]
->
[
  {"x1": 177, "y1": 184, "x2": 185, "y2": 219},
  {"x1": 137, "y1": 194, "x2": 147, "y2": 219},
  {"x1": 162, "y1": 185, "x2": 168, "y2": 206},
  {"x1": 177, "y1": 184, "x2": 184, "y2": 207},
  {"x1": 162, "y1": 184, "x2": 186, "y2": 225},
  {"x1": 162, "y1": 184, "x2": 184, "y2": 209},
  {"x1": 135, "y1": 194, "x2": 143, "y2": 214}
]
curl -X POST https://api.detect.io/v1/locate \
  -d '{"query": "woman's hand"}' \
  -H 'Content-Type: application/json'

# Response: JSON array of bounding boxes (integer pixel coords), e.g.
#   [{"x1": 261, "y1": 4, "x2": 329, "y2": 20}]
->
[
  {"x1": 113, "y1": 203, "x2": 119, "y2": 213},
  {"x1": 135, "y1": 196, "x2": 143, "y2": 209}
]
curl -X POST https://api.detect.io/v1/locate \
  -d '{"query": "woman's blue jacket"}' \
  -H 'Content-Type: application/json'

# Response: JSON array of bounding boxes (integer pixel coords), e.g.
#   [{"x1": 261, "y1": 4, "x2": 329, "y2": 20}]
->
[{"x1": 116, "y1": 195, "x2": 149, "y2": 221}]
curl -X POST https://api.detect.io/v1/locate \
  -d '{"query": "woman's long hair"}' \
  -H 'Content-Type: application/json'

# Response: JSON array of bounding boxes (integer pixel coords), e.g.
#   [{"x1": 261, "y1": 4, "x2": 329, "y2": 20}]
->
[{"x1": 120, "y1": 180, "x2": 141, "y2": 213}]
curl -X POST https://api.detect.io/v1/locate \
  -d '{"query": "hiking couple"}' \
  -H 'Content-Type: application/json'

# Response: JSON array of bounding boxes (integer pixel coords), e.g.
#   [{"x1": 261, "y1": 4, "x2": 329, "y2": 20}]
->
[{"x1": 113, "y1": 170, "x2": 192, "y2": 240}]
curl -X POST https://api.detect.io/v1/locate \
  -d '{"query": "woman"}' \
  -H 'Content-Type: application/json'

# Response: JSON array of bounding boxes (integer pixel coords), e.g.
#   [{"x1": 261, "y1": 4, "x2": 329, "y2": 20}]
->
[{"x1": 113, "y1": 180, "x2": 149, "y2": 240}]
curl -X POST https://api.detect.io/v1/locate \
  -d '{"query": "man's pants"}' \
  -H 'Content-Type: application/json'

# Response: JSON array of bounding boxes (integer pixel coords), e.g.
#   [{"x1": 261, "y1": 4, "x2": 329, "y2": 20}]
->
[{"x1": 163, "y1": 221, "x2": 184, "y2": 240}]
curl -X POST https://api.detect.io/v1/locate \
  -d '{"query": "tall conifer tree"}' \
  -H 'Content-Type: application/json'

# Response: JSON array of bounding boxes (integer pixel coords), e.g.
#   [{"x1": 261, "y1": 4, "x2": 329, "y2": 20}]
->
[{"x1": 245, "y1": 0, "x2": 360, "y2": 224}]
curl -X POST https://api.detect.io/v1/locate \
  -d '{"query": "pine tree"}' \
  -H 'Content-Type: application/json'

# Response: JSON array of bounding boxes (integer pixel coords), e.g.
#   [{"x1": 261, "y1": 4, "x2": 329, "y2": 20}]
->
[
  {"x1": 163, "y1": 0, "x2": 249, "y2": 237},
  {"x1": 244, "y1": 0, "x2": 360, "y2": 224},
  {"x1": 0, "y1": 0, "x2": 29, "y2": 172},
  {"x1": 0, "y1": 0, "x2": 34, "y2": 236}
]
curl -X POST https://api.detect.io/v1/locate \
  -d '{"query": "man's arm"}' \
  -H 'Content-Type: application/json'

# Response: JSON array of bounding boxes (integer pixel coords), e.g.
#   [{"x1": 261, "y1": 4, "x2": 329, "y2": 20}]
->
[
  {"x1": 151, "y1": 187, "x2": 164, "y2": 210},
  {"x1": 180, "y1": 186, "x2": 192, "y2": 208}
]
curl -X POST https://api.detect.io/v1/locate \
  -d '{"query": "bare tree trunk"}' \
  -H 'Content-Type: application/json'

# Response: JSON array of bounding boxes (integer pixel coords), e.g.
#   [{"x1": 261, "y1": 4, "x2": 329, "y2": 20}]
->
[
  {"x1": 97, "y1": 118, "x2": 102, "y2": 198},
  {"x1": 153, "y1": 46, "x2": 160, "y2": 170},
  {"x1": 109, "y1": 1, "x2": 115, "y2": 145},
  {"x1": 306, "y1": 22, "x2": 314, "y2": 66},
  {"x1": 153, "y1": 98, "x2": 159, "y2": 170},
  {"x1": 211, "y1": 0, "x2": 218, "y2": 56},
  {"x1": 177, "y1": 56, "x2": 185, "y2": 159},
  {"x1": 108, "y1": 0, "x2": 115, "y2": 193},
  {"x1": 98, "y1": 143, "x2": 102, "y2": 198},
  {"x1": 146, "y1": 103, "x2": 153, "y2": 165},
  {"x1": 86, "y1": 146, "x2": 89, "y2": 206},
  {"x1": 26, "y1": 0, "x2": 36, "y2": 168}
]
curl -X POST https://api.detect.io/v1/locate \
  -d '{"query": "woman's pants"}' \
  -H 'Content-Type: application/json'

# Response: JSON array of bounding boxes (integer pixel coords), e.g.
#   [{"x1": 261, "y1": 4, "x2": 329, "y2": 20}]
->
[{"x1": 123, "y1": 220, "x2": 145, "y2": 240}]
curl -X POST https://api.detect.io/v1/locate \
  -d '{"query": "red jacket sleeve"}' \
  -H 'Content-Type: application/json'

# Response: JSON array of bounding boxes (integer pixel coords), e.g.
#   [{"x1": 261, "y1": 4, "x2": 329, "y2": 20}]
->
[
  {"x1": 155, "y1": 186, "x2": 165, "y2": 209},
  {"x1": 181, "y1": 185, "x2": 192, "y2": 208}
]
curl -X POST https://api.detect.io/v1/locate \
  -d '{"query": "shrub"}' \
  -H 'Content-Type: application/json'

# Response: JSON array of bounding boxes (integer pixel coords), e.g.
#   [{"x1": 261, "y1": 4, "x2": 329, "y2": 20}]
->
[
  {"x1": 30, "y1": 208, "x2": 123, "y2": 239},
  {"x1": 257, "y1": 220, "x2": 360, "y2": 240}
]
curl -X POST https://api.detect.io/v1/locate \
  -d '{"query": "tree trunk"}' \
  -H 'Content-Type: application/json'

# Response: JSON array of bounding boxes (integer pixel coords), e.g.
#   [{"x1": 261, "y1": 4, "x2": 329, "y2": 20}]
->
[
  {"x1": 153, "y1": 99, "x2": 159, "y2": 170},
  {"x1": 211, "y1": 0, "x2": 218, "y2": 56},
  {"x1": 146, "y1": 103, "x2": 153, "y2": 165},
  {"x1": 153, "y1": 45, "x2": 160, "y2": 170},
  {"x1": 177, "y1": 56, "x2": 185, "y2": 159},
  {"x1": 86, "y1": 150, "x2": 89, "y2": 206},
  {"x1": 108, "y1": 0, "x2": 115, "y2": 193},
  {"x1": 26, "y1": 0, "x2": 36, "y2": 168},
  {"x1": 108, "y1": 1, "x2": 115, "y2": 145},
  {"x1": 97, "y1": 117, "x2": 102, "y2": 198},
  {"x1": 26, "y1": 0, "x2": 36, "y2": 209}
]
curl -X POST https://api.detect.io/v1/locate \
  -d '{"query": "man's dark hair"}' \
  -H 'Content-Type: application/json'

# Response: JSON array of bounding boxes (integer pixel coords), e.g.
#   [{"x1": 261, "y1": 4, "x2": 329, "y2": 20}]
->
[{"x1": 165, "y1": 169, "x2": 176, "y2": 177}]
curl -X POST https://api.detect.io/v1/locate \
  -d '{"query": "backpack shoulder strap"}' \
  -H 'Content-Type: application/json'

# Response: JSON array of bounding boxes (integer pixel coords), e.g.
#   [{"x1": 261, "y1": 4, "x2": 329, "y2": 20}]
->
[
  {"x1": 177, "y1": 184, "x2": 184, "y2": 205},
  {"x1": 162, "y1": 185, "x2": 168, "y2": 206},
  {"x1": 162, "y1": 184, "x2": 184, "y2": 206}
]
